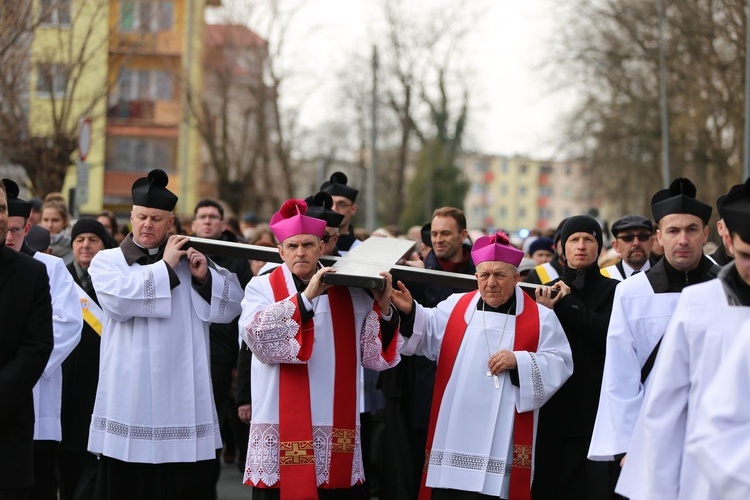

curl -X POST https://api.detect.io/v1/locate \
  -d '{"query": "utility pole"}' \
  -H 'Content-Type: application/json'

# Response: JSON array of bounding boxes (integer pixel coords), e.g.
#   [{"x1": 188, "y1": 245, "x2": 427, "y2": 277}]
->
[
  {"x1": 367, "y1": 45, "x2": 378, "y2": 231},
  {"x1": 658, "y1": 0, "x2": 670, "y2": 188}
]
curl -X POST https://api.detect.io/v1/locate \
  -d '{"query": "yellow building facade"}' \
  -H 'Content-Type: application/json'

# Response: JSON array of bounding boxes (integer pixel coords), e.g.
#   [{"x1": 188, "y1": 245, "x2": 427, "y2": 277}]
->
[{"x1": 30, "y1": 0, "x2": 214, "y2": 218}]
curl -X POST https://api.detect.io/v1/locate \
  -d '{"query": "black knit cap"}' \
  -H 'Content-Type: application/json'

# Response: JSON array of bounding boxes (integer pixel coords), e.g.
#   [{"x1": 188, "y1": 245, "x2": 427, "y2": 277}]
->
[
  {"x1": 304, "y1": 191, "x2": 345, "y2": 228},
  {"x1": 553, "y1": 217, "x2": 570, "y2": 245},
  {"x1": 71, "y1": 218, "x2": 110, "y2": 247},
  {"x1": 131, "y1": 169, "x2": 178, "y2": 211},
  {"x1": 611, "y1": 214, "x2": 653, "y2": 237},
  {"x1": 320, "y1": 171, "x2": 358, "y2": 202},
  {"x1": 2, "y1": 179, "x2": 32, "y2": 218},
  {"x1": 651, "y1": 178, "x2": 712, "y2": 224},
  {"x1": 560, "y1": 215, "x2": 603, "y2": 256},
  {"x1": 529, "y1": 237, "x2": 554, "y2": 256},
  {"x1": 720, "y1": 177, "x2": 750, "y2": 242}
]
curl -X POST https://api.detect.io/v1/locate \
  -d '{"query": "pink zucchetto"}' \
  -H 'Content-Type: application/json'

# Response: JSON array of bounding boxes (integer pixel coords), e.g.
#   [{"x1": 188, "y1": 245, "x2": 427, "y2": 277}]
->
[
  {"x1": 471, "y1": 231, "x2": 524, "y2": 267},
  {"x1": 269, "y1": 199, "x2": 327, "y2": 243}
]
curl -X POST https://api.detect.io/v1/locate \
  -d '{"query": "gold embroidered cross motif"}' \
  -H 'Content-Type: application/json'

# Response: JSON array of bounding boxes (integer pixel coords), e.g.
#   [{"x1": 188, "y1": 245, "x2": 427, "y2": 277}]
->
[
  {"x1": 513, "y1": 444, "x2": 532, "y2": 468},
  {"x1": 279, "y1": 440, "x2": 315, "y2": 465},
  {"x1": 331, "y1": 429, "x2": 356, "y2": 453}
]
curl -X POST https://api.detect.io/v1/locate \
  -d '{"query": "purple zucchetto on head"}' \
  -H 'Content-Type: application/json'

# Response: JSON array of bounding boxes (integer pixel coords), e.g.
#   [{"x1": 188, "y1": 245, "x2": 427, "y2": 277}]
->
[
  {"x1": 269, "y1": 199, "x2": 327, "y2": 243},
  {"x1": 471, "y1": 231, "x2": 524, "y2": 267}
]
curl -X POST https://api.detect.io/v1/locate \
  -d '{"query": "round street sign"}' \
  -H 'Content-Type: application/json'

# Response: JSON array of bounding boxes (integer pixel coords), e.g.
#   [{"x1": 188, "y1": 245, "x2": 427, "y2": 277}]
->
[{"x1": 78, "y1": 117, "x2": 92, "y2": 161}]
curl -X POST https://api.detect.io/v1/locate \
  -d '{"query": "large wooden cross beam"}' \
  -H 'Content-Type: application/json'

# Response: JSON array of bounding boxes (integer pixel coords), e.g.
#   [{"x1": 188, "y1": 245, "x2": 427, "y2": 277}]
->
[{"x1": 185, "y1": 236, "x2": 545, "y2": 295}]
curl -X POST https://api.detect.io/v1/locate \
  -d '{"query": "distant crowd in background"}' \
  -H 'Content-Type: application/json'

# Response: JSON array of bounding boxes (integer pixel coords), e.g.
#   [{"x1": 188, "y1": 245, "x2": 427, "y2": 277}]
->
[{"x1": 3, "y1": 170, "x2": 750, "y2": 500}]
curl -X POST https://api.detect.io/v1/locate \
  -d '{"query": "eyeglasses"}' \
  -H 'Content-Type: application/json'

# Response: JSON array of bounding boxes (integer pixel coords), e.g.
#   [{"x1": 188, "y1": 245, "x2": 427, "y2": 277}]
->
[
  {"x1": 322, "y1": 233, "x2": 336, "y2": 243},
  {"x1": 618, "y1": 233, "x2": 652, "y2": 243},
  {"x1": 333, "y1": 201, "x2": 353, "y2": 210},
  {"x1": 7, "y1": 226, "x2": 24, "y2": 235}
]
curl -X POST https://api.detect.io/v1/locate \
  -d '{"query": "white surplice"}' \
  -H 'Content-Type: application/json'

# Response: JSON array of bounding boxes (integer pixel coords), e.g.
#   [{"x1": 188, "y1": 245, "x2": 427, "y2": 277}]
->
[
  {"x1": 88, "y1": 248, "x2": 244, "y2": 463},
  {"x1": 402, "y1": 287, "x2": 573, "y2": 497},
  {"x1": 616, "y1": 273, "x2": 750, "y2": 500},
  {"x1": 239, "y1": 263, "x2": 403, "y2": 488},
  {"x1": 32, "y1": 252, "x2": 82, "y2": 441},
  {"x1": 588, "y1": 272, "x2": 679, "y2": 460},
  {"x1": 686, "y1": 318, "x2": 750, "y2": 499}
]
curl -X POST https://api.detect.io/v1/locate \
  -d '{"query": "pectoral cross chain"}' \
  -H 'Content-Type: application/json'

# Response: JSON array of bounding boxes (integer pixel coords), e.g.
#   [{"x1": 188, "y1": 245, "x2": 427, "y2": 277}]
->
[{"x1": 486, "y1": 371, "x2": 500, "y2": 389}]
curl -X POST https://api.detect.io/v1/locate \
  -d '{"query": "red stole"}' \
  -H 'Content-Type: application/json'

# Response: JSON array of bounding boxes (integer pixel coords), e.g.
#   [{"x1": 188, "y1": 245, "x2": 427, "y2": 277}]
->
[
  {"x1": 268, "y1": 267, "x2": 358, "y2": 499},
  {"x1": 419, "y1": 290, "x2": 540, "y2": 500}
]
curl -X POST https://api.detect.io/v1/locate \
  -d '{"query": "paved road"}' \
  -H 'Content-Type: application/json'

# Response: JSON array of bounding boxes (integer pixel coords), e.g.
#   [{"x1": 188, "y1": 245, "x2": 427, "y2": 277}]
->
[{"x1": 217, "y1": 459, "x2": 250, "y2": 500}]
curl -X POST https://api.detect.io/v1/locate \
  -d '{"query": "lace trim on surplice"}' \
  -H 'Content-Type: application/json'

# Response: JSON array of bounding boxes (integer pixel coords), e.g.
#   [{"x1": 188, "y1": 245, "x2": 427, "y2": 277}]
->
[
  {"x1": 529, "y1": 352, "x2": 546, "y2": 408},
  {"x1": 361, "y1": 309, "x2": 403, "y2": 370},
  {"x1": 243, "y1": 423, "x2": 364, "y2": 487},
  {"x1": 429, "y1": 449, "x2": 511, "y2": 477},
  {"x1": 91, "y1": 416, "x2": 218, "y2": 441},
  {"x1": 246, "y1": 298, "x2": 304, "y2": 363}
]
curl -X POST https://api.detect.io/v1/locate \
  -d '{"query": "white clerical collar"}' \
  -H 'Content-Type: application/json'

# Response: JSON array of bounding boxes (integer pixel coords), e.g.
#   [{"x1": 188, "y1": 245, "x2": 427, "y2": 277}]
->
[
  {"x1": 132, "y1": 238, "x2": 161, "y2": 255},
  {"x1": 623, "y1": 259, "x2": 651, "y2": 278}
]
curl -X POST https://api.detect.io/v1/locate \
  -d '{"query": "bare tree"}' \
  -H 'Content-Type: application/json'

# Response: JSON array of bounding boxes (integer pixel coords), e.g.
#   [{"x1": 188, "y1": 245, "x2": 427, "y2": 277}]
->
[
  {"x1": 190, "y1": 0, "x2": 307, "y2": 217},
  {"x1": 0, "y1": 0, "x2": 110, "y2": 197},
  {"x1": 548, "y1": 0, "x2": 746, "y2": 218}
]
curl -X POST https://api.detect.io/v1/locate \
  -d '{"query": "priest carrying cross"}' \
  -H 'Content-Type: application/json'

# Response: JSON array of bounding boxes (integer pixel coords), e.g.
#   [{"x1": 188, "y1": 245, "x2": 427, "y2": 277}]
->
[
  {"x1": 239, "y1": 198, "x2": 403, "y2": 500},
  {"x1": 390, "y1": 231, "x2": 573, "y2": 500},
  {"x1": 87, "y1": 169, "x2": 245, "y2": 500}
]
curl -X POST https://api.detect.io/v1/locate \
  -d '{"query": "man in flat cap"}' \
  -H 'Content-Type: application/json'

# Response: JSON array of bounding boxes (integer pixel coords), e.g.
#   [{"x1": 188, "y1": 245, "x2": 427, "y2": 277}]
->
[
  {"x1": 2, "y1": 179, "x2": 82, "y2": 500},
  {"x1": 320, "y1": 171, "x2": 361, "y2": 255},
  {"x1": 0, "y1": 180, "x2": 53, "y2": 499},
  {"x1": 390, "y1": 231, "x2": 572, "y2": 500},
  {"x1": 600, "y1": 214, "x2": 656, "y2": 281},
  {"x1": 58, "y1": 218, "x2": 112, "y2": 500},
  {"x1": 616, "y1": 178, "x2": 750, "y2": 499},
  {"x1": 87, "y1": 169, "x2": 244, "y2": 500},
  {"x1": 239, "y1": 198, "x2": 402, "y2": 499}
]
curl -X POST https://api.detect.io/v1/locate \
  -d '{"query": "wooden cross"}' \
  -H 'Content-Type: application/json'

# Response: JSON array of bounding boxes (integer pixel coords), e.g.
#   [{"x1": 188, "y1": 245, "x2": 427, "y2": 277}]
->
[{"x1": 185, "y1": 235, "x2": 547, "y2": 295}]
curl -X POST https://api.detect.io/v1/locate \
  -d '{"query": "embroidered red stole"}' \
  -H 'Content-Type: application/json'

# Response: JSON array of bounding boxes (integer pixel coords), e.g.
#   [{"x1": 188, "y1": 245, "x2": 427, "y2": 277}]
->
[
  {"x1": 418, "y1": 290, "x2": 540, "y2": 500},
  {"x1": 269, "y1": 267, "x2": 358, "y2": 499}
]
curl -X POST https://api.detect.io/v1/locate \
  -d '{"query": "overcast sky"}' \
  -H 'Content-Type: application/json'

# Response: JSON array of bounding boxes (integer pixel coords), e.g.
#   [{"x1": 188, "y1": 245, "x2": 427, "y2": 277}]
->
[{"x1": 209, "y1": 0, "x2": 575, "y2": 159}]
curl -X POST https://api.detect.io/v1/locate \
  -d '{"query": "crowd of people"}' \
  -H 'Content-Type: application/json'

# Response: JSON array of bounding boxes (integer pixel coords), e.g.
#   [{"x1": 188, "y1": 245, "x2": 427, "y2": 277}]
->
[{"x1": 1, "y1": 169, "x2": 750, "y2": 500}]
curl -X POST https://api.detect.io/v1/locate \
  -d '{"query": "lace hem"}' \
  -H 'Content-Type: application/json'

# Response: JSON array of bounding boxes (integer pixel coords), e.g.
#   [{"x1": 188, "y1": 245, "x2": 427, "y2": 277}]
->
[
  {"x1": 91, "y1": 416, "x2": 218, "y2": 441},
  {"x1": 429, "y1": 449, "x2": 511, "y2": 477},
  {"x1": 244, "y1": 422, "x2": 364, "y2": 487}
]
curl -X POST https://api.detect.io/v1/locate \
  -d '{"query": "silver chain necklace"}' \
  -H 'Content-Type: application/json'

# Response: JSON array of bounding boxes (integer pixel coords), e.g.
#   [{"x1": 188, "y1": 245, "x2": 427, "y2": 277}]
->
[{"x1": 482, "y1": 299, "x2": 514, "y2": 389}]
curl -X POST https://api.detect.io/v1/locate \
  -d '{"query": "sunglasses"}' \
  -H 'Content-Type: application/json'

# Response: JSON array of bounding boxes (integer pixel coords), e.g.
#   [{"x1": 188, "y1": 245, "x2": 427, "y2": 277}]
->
[
  {"x1": 322, "y1": 234, "x2": 336, "y2": 243},
  {"x1": 618, "y1": 233, "x2": 652, "y2": 243}
]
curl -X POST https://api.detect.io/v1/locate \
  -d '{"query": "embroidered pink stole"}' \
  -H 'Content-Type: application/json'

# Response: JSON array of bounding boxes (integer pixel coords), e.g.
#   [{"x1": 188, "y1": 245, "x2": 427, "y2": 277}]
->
[{"x1": 418, "y1": 290, "x2": 540, "y2": 500}]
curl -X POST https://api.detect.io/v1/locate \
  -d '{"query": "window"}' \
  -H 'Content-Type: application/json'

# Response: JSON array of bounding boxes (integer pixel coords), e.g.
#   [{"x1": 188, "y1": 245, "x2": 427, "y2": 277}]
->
[
  {"x1": 519, "y1": 207, "x2": 526, "y2": 218},
  {"x1": 500, "y1": 185, "x2": 508, "y2": 195},
  {"x1": 519, "y1": 185, "x2": 527, "y2": 196},
  {"x1": 520, "y1": 164, "x2": 528, "y2": 174},
  {"x1": 107, "y1": 136, "x2": 176, "y2": 172},
  {"x1": 117, "y1": 69, "x2": 173, "y2": 102},
  {"x1": 119, "y1": 1, "x2": 173, "y2": 33},
  {"x1": 36, "y1": 63, "x2": 69, "y2": 97},
  {"x1": 39, "y1": 0, "x2": 71, "y2": 27},
  {"x1": 501, "y1": 160, "x2": 509, "y2": 173}
]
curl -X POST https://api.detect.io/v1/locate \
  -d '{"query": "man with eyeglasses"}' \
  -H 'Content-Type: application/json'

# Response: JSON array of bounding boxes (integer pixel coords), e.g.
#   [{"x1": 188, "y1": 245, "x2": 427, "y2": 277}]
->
[
  {"x1": 320, "y1": 171, "x2": 361, "y2": 256},
  {"x1": 191, "y1": 199, "x2": 253, "y2": 492},
  {"x1": 589, "y1": 178, "x2": 721, "y2": 495},
  {"x1": 600, "y1": 215, "x2": 656, "y2": 281}
]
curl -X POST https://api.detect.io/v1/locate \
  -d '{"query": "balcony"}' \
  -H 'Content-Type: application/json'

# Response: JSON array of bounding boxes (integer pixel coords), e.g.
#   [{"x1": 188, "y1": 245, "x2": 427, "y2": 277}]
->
[
  {"x1": 109, "y1": 31, "x2": 183, "y2": 56},
  {"x1": 107, "y1": 100, "x2": 181, "y2": 127}
]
